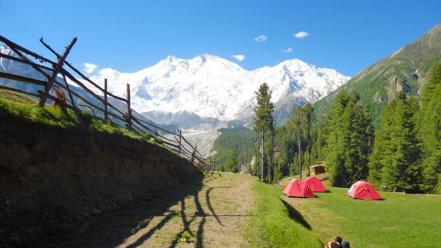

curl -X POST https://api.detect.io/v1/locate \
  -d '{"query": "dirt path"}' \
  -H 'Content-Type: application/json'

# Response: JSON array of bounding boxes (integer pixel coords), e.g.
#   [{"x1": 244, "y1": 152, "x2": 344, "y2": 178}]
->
[{"x1": 50, "y1": 173, "x2": 256, "y2": 248}]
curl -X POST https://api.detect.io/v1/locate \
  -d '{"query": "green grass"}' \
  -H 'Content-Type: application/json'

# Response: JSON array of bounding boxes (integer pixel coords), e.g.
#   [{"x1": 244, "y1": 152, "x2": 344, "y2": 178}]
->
[
  {"x1": 0, "y1": 89, "x2": 158, "y2": 144},
  {"x1": 246, "y1": 180, "x2": 322, "y2": 248},
  {"x1": 286, "y1": 187, "x2": 441, "y2": 248}
]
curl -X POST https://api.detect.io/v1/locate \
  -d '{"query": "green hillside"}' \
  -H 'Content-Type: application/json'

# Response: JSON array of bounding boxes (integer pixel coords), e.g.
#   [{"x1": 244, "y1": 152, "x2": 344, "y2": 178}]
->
[
  {"x1": 314, "y1": 23, "x2": 441, "y2": 123},
  {"x1": 212, "y1": 124, "x2": 257, "y2": 171},
  {"x1": 0, "y1": 89, "x2": 163, "y2": 145}
]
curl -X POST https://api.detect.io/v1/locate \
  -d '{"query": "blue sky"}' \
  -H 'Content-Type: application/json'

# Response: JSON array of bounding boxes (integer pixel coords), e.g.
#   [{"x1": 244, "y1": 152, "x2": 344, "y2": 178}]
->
[{"x1": 1, "y1": 0, "x2": 440, "y2": 76}]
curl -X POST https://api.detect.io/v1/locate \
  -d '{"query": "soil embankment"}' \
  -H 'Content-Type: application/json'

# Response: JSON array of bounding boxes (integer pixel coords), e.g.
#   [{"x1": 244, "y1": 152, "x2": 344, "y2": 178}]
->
[{"x1": 0, "y1": 110, "x2": 202, "y2": 247}]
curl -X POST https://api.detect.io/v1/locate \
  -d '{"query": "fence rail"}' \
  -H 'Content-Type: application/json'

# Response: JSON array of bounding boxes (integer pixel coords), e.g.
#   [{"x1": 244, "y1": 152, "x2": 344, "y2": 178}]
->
[{"x1": 0, "y1": 35, "x2": 216, "y2": 172}]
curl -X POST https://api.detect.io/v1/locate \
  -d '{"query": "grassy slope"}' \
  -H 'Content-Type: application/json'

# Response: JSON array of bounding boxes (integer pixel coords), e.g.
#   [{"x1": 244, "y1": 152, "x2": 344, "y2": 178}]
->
[
  {"x1": 246, "y1": 181, "x2": 322, "y2": 248},
  {"x1": 285, "y1": 187, "x2": 441, "y2": 248},
  {"x1": 0, "y1": 89, "x2": 162, "y2": 145}
]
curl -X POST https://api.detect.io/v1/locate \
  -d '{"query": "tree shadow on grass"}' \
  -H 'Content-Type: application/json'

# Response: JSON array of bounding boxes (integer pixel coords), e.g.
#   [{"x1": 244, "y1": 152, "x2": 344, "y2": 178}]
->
[{"x1": 281, "y1": 199, "x2": 312, "y2": 230}]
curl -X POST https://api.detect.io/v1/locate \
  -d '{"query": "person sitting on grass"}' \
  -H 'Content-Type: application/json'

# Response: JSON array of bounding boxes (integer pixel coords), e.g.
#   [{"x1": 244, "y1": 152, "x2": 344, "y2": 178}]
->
[
  {"x1": 341, "y1": 240, "x2": 350, "y2": 248},
  {"x1": 325, "y1": 236, "x2": 342, "y2": 248}
]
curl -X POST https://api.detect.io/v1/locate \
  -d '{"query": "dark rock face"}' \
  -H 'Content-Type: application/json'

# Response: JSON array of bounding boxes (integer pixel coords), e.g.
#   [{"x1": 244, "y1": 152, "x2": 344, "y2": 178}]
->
[{"x1": 0, "y1": 110, "x2": 202, "y2": 247}]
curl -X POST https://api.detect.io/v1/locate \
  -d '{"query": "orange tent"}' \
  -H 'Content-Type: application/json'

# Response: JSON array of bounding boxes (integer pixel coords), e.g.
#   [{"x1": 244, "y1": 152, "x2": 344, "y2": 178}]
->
[
  {"x1": 303, "y1": 176, "x2": 326, "y2": 192},
  {"x1": 283, "y1": 179, "x2": 315, "y2": 198},
  {"x1": 348, "y1": 181, "x2": 383, "y2": 200}
]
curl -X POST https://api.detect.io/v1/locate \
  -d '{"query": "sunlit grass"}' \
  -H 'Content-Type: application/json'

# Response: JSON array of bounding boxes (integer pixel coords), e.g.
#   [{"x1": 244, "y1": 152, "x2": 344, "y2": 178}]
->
[
  {"x1": 285, "y1": 187, "x2": 441, "y2": 247},
  {"x1": 0, "y1": 89, "x2": 156, "y2": 144},
  {"x1": 246, "y1": 180, "x2": 322, "y2": 248}
]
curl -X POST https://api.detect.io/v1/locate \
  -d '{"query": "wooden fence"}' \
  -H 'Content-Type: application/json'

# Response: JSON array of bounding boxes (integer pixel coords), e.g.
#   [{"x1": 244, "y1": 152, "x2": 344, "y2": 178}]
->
[{"x1": 0, "y1": 35, "x2": 216, "y2": 172}]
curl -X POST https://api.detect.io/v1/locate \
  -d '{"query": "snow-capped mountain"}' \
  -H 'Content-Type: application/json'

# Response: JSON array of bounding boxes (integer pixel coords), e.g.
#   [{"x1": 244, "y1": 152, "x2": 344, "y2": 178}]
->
[
  {"x1": 87, "y1": 55, "x2": 350, "y2": 123},
  {"x1": 0, "y1": 45, "x2": 349, "y2": 155},
  {"x1": 0, "y1": 45, "x2": 349, "y2": 125}
]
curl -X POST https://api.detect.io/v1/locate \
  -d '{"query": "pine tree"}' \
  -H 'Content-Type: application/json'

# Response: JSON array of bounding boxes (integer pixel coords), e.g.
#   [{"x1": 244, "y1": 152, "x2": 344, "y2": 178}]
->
[
  {"x1": 287, "y1": 104, "x2": 315, "y2": 178},
  {"x1": 288, "y1": 106, "x2": 305, "y2": 178},
  {"x1": 304, "y1": 104, "x2": 314, "y2": 171},
  {"x1": 265, "y1": 132, "x2": 275, "y2": 183},
  {"x1": 326, "y1": 90, "x2": 373, "y2": 187},
  {"x1": 226, "y1": 149, "x2": 239, "y2": 172},
  {"x1": 253, "y1": 83, "x2": 275, "y2": 182},
  {"x1": 419, "y1": 63, "x2": 441, "y2": 193},
  {"x1": 368, "y1": 93, "x2": 422, "y2": 192}
]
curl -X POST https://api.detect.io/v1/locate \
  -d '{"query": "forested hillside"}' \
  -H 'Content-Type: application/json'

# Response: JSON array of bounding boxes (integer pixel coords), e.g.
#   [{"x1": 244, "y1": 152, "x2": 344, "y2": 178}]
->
[
  {"x1": 314, "y1": 23, "x2": 441, "y2": 123},
  {"x1": 211, "y1": 124, "x2": 257, "y2": 172}
]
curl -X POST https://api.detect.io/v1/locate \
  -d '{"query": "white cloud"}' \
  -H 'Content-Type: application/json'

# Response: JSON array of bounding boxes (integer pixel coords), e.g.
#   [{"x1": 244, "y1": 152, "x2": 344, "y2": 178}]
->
[
  {"x1": 254, "y1": 35, "x2": 268, "y2": 42},
  {"x1": 84, "y1": 62, "x2": 98, "y2": 74},
  {"x1": 231, "y1": 54, "x2": 245, "y2": 61},
  {"x1": 281, "y1": 47, "x2": 293, "y2": 53},
  {"x1": 294, "y1": 31, "x2": 309, "y2": 39}
]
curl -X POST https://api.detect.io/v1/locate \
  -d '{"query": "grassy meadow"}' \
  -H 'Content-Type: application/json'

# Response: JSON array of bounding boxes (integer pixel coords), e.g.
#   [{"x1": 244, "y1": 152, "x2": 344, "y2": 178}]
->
[
  {"x1": 283, "y1": 187, "x2": 441, "y2": 247},
  {"x1": 246, "y1": 181, "x2": 322, "y2": 248}
]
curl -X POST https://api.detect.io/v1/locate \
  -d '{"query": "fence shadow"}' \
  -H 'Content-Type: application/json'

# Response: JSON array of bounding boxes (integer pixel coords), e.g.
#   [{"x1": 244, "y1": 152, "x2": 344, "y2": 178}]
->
[
  {"x1": 281, "y1": 199, "x2": 312, "y2": 230},
  {"x1": 206, "y1": 187, "x2": 224, "y2": 227},
  {"x1": 43, "y1": 176, "x2": 203, "y2": 248}
]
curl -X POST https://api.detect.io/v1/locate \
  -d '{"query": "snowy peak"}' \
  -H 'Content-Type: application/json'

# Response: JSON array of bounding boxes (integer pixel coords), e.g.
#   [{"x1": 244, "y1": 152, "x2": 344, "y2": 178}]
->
[
  {"x1": 0, "y1": 43, "x2": 348, "y2": 126},
  {"x1": 86, "y1": 55, "x2": 349, "y2": 121},
  {"x1": 251, "y1": 59, "x2": 349, "y2": 104}
]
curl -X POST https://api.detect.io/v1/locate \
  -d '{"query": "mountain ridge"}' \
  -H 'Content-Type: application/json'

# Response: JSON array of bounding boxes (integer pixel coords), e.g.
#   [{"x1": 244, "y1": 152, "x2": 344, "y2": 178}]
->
[
  {"x1": 85, "y1": 54, "x2": 349, "y2": 124},
  {"x1": 314, "y1": 23, "x2": 441, "y2": 122}
]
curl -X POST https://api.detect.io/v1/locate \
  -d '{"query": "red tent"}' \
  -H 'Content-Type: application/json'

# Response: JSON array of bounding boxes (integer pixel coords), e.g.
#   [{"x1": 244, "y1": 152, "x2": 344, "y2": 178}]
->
[
  {"x1": 303, "y1": 176, "x2": 326, "y2": 192},
  {"x1": 348, "y1": 181, "x2": 382, "y2": 200},
  {"x1": 283, "y1": 179, "x2": 315, "y2": 198}
]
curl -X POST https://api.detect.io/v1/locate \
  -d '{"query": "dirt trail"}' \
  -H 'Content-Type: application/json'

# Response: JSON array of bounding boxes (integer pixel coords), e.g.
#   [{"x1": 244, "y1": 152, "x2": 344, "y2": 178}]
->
[{"x1": 49, "y1": 173, "x2": 256, "y2": 248}]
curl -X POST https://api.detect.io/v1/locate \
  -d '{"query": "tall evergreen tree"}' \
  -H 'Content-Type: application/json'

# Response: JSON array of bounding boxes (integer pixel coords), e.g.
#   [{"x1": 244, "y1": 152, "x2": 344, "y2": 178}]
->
[
  {"x1": 288, "y1": 106, "x2": 305, "y2": 178},
  {"x1": 368, "y1": 92, "x2": 422, "y2": 192},
  {"x1": 265, "y1": 132, "x2": 275, "y2": 183},
  {"x1": 304, "y1": 104, "x2": 314, "y2": 172},
  {"x1": 225, "y1": 149, "x2": 239, "y2": 172},
  {"x1": 418, "y1": 63, "x2": 441, "y2": 193},
  {"x1": 253, "y1": 83, "x2": 275, "y2": 182},
  {"x1": 287, "y1": 104, "x2": 314, "y2": 178},
  {"x1": 326, "y1": 90, "x2": 373, "y2": 187}
]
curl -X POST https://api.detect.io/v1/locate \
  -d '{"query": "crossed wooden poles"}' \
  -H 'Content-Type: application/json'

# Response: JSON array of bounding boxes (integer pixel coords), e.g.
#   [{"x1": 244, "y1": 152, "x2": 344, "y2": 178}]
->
[{"x1": 0, "y1": 35, "x2": 215, "y2": 173}]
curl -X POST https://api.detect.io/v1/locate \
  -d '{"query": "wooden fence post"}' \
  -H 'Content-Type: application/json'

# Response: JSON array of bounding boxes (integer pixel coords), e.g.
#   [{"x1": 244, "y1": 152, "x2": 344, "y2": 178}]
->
[
  {"x1": 39, "y1": 37, "x2": 77, "y2": 107},
  {"x1": 178, "y1": 130, "x2": 182, "y2": 156},
  {"x1": 104, "y1": 78, "x2": 108, "y2": 121},
  {"x1": 61, "y1": 74, "x2": 83, "y2": 122},
  {"x1": 191, "y1": 144, "x2": 197, "y2": 166},
  {"x1": 126, "y1": 83, "x2": 132, "y2": 129}
]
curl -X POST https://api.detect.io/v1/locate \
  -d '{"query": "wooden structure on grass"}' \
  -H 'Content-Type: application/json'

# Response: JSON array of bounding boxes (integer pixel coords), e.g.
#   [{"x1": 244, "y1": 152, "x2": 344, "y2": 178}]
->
[{"x1": 309, "y1": 164, "x2": 326, "y2": 176}]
